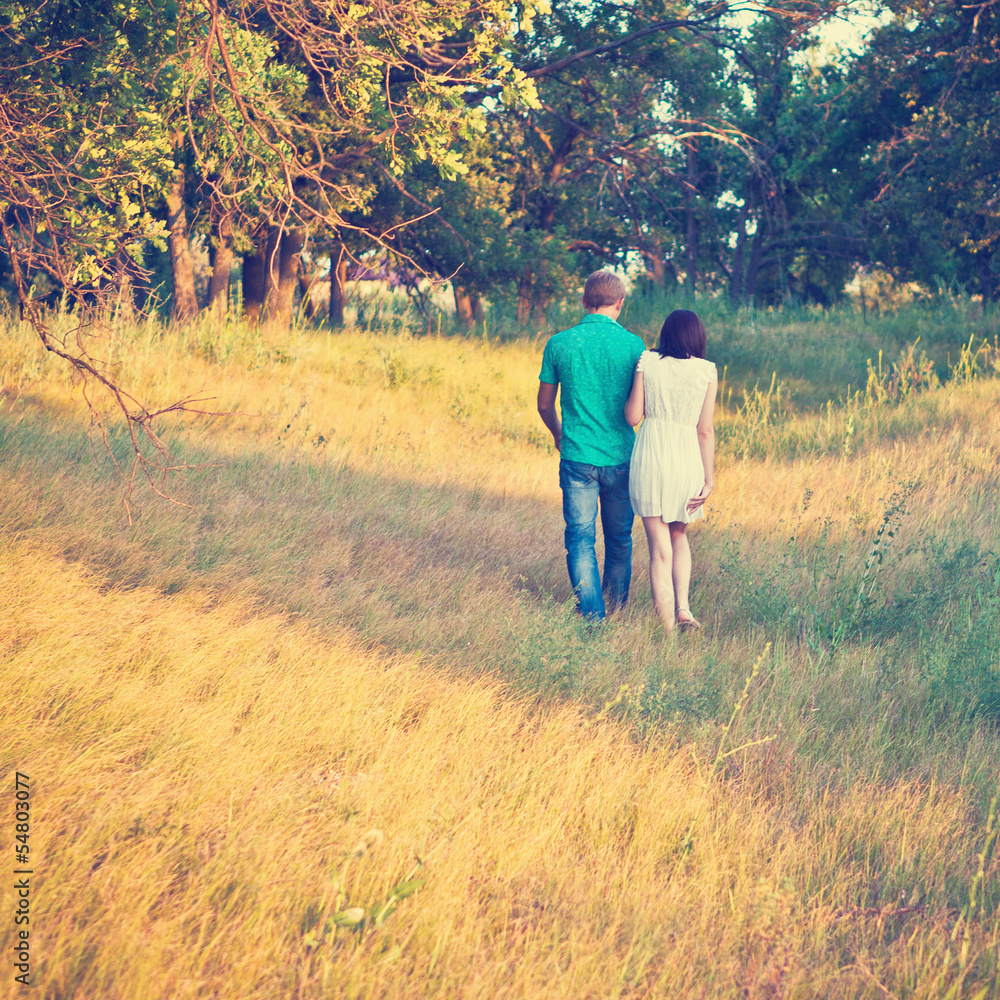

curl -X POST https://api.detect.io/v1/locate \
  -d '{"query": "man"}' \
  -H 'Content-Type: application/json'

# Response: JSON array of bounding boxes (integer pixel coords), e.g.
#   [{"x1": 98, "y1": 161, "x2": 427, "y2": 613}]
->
[{"x1": 537, "y1": 270, "x2": 646, "y2": 620}]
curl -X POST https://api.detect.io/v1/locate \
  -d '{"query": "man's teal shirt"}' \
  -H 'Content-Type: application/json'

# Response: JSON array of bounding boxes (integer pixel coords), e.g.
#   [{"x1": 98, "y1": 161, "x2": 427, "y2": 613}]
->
[{"x1": 539, "y1": 313, "x2": 646, "y2": 467}]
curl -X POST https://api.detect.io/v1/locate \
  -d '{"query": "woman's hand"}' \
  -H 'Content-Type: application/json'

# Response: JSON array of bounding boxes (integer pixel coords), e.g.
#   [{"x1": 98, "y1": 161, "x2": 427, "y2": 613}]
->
[
  {"x1": 624, "y1": 370, "x2": 645, "y2": 427},
  {"x1": 687, "y1": 482, "x2": 713, "y2": 513}
]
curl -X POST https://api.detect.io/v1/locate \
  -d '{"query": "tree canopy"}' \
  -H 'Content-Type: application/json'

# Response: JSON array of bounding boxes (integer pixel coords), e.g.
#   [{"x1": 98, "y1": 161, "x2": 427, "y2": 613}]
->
[{"x1": 2, "y1": 0, "x2": 998, "y2": 329}]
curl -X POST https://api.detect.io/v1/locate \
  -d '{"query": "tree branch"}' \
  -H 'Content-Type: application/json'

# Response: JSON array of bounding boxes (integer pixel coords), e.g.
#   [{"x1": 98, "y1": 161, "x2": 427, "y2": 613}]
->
[{"x1": 523, "y1": 8, "x2": 731, "y2": 79}]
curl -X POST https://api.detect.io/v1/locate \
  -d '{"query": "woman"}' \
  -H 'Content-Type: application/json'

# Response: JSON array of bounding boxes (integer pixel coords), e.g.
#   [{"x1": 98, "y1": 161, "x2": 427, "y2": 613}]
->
[{"x1": 625, "y1": 309, "x2": 717, "y2": 630}]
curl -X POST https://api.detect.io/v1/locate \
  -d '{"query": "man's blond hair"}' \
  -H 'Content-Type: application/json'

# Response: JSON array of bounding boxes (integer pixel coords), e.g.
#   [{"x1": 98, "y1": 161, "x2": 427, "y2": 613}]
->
[{"x1": 582, "y1": 270, "x2": 626, "y2": 309}]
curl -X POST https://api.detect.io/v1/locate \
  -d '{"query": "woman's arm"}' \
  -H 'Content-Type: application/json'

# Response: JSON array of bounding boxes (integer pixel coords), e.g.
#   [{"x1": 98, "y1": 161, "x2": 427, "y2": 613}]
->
[
  {"x1": 624, "y1": 370, "x2": 645, "y2": 427},
  {"x1": 687, "y1": 379, "x2": 718, "y2": 513}
]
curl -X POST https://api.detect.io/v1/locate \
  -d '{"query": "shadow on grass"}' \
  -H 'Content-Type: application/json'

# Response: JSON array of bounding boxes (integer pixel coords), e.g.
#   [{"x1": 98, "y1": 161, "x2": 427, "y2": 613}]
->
[
  {"x1": 0, "y1": 401, "x2": 638, "y2": 695},
  {"x1": 3, "y1": 400, "x2": 1000, "y2": 753}
]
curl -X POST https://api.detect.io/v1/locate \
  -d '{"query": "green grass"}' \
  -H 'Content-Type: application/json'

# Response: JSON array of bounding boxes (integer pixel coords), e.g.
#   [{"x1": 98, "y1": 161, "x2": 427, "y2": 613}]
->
[{"x1": 310, "y1": 281, "x2": 1000, "y2": 409}]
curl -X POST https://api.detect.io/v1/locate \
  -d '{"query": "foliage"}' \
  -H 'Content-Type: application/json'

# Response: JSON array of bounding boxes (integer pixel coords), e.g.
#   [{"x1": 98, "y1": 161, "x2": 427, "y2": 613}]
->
[
  {"x1": 847, "y1": 0, "x2": 1000, "y2": 299},
  {"x1": 4, "y1": 0, "x2": 1000, "y2": 324},
  {"x1": 0, "y1": 0, "x2": 174, "y2": 292},
  {"x1": 0, "y1": 0, "x2": 548, "y2": 499}
]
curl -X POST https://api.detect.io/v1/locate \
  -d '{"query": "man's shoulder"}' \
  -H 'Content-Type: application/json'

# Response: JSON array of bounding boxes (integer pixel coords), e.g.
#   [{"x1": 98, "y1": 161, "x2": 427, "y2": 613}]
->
[
  {"x1": 547, "y1": 319, "x2": 589, "y2": 342},
  {"x1": 604, "y1": 326, "x2": 646, "y2": 357},
  {"x1": 541, "y1": 323, "x2": 586, "y2": 363},
  {"x1": 547, "y1": 318, "x2": 644, "y2": 347}
]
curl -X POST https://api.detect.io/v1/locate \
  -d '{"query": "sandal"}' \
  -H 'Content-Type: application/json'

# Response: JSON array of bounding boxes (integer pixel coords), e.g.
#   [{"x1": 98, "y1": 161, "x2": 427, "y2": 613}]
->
[{"x1": 676, "y1": 608, "x2": 701, "y2": 629}]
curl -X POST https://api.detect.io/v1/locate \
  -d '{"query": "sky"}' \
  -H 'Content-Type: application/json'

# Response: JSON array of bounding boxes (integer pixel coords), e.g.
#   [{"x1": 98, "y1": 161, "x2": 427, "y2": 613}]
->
[{"x1": 812, "y1": 1, "x2": 892, "y2": 54}]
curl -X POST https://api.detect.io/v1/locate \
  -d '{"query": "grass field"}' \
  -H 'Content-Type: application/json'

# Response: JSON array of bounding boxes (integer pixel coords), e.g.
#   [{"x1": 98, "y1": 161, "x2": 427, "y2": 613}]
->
[{"x1": 1, "y1": 296, "x2": 1000, "y2": 998}]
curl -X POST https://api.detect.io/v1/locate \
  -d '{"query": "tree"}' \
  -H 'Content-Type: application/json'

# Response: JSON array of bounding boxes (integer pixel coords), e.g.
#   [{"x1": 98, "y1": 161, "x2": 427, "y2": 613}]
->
[
  {"x1": 208, "y1": 0, "x2": 550, "y2": 328},
  {"x1": 364, "y1": 0, "x2": 865, "y2": 314},
  {"x1": 848, "y1": 0, "x2": 1000, "y2": 301},
  {"x1": 370, "y1": 0, "x2": 748, "y2": 318},
  {"x1": 687, "y1": 4, "x2": 871, "y2": 305},
  {"x1": 0, "y1": 0, "x2": 544, "y2": 504},
  {"x1": 501, "y1": 0, "x2": 743, "y2": 312}
]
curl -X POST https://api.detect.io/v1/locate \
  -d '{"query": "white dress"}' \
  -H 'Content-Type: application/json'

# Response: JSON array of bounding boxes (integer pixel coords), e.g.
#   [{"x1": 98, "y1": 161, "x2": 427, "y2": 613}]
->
[{"x1": 629, "y1": 351, "x2": 717, "y2": 524}]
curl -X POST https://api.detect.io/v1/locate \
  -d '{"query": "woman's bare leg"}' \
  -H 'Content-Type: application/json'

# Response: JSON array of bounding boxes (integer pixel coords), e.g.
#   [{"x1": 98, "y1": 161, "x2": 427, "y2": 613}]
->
[
  {"x1": 642, "y1": 516, "x2": 675, "y2": 628},
  {"x1": 668, "y1": 521, "x2": 692, "y2": 619}
]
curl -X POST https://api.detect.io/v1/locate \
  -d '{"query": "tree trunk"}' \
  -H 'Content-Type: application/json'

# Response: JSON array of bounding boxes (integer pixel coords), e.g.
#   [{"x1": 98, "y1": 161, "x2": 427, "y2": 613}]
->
[
  {"x1": 329, "y1": 244, "x2": 348, "y2": 327},
  {"x1": 684, "y1": 141, "x2": 699, "y2": 298},
  {"x1": 165, "y1": 152, "x2": 198, "y2": 324},
  {"x1": 261, "y1": 225, "x2": 282, "y2": 322},
  {"x1": 470, "y1": 291, "x2": 485, "y2": 323},
  {"x1": 517, "y1": 266, "x2": 533, "y2": 324},
  {"x1": 540, "y1": 131, "x2": 577, "y2": 233},
  {"x1": 271, "y1": 227, "x2": 305, "y2": 329},
  {"x1": 242, "y1": 228, "x2": 268, "y2": 325},
  {"x1": 649, "y1": 255, "x2": 666, "y2": 291},
  {"x1": 729, "y1": 202, "x2": 749, "y2": 305},
  {"x1": 980, "y1": 252, "x2": 993, "y2": 307},
  {"x1": 111, "y1": 263, "x2": 137, "y2": 322},
  {"x1": 540, "y1": 200, "x2": 558, "y2": 233},
  {"x1": 454, "y1": 284, "x2": 474, "y2": 327},
  {"x1": 744, "y1": 226, "x2": 766, "y2": 305},
  {"x1": 531, "y1": 288, "x2": 549, "y2": 323},
  {"x1": 299, "y1": 269, "x2": 322, "y2": 320},
  {"x1": 207, "y1": 209, "x2": 234, "y2": 312}
]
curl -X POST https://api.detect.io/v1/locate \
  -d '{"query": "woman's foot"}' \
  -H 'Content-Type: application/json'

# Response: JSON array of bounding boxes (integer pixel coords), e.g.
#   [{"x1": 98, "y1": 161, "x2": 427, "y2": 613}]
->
[{"x1": 676, "y1": 608, "x2": 701, "y2": 629}]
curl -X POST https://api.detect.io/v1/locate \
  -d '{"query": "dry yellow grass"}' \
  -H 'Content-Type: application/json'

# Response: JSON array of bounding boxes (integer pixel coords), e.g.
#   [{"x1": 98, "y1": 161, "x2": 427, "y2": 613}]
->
[
  {"x1": 1, "y1": 311, "x2": 1000, "y2": 997},
  {"x1": 2, "y1": 540, "x2": 997, "y2": 999}
]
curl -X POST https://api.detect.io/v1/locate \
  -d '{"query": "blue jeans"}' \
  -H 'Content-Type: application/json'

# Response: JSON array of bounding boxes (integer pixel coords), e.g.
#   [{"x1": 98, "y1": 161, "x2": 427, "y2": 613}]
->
[{"x1": 558, "y1": 459, "x2": 634, "y2": 620}]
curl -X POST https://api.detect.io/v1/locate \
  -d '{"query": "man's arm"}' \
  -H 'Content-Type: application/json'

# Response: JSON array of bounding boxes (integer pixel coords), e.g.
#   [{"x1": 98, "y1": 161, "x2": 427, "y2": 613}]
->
[{"x1": 537, "y1": 381, "x2": 562, "y2": 451}]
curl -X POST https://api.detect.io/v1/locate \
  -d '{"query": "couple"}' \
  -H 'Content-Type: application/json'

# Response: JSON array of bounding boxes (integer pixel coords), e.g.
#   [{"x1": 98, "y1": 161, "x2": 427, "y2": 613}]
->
[{"x1": 537, "y1": 270, "x2": 717, "y2": 630}]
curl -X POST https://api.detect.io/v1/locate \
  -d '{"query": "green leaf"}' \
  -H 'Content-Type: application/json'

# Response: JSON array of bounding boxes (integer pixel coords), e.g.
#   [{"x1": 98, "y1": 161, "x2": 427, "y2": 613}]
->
[
  {"x1": 332, "y1": 907, "x2": 365, "y2": 926},
  {"x1": 387, "y1": 878, "x2": 425, "y2": 900}
]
